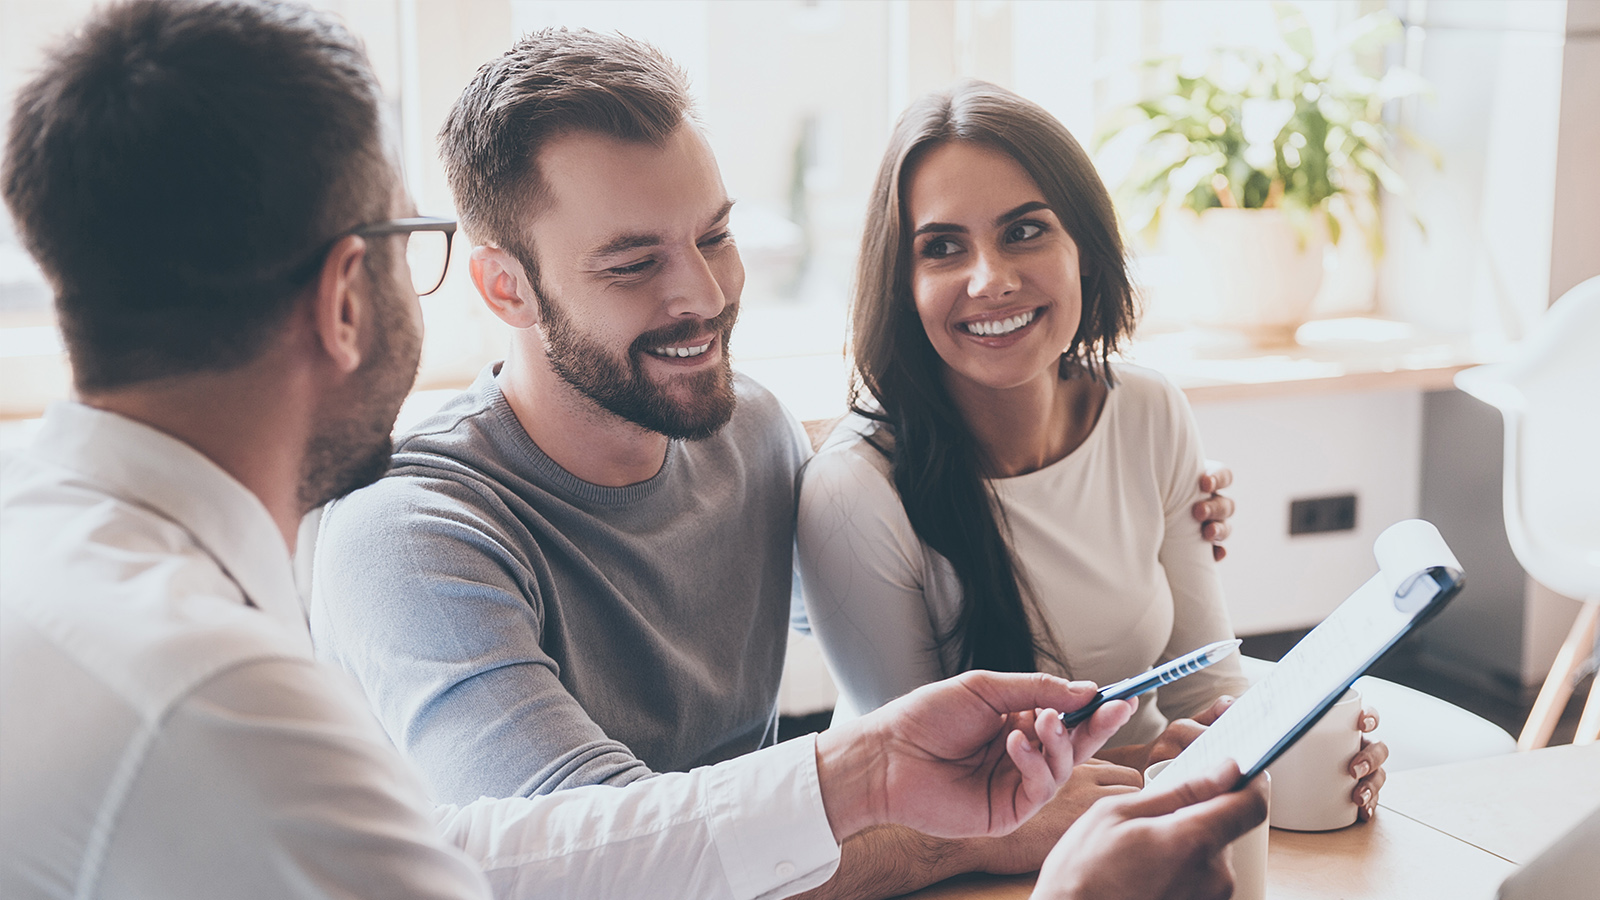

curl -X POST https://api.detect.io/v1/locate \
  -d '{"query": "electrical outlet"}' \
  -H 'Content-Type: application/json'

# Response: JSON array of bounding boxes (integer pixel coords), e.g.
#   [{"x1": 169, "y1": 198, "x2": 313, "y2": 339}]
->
[{"x1": 1288, "y1": 494, "x2": 1357, "y2": 535}]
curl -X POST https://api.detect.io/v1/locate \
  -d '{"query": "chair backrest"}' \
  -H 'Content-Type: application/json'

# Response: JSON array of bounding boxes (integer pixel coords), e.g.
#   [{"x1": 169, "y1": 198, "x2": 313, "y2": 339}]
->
[{"x1": 1455, "y1": 276, "x2": 1600, "y2": 601}]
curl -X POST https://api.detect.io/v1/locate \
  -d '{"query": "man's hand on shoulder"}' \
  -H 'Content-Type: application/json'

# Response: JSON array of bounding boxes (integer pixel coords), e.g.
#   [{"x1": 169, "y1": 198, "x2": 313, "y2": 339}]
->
[{"x1": 1193, "y1": 462, "x2": 1236, "y2": 562}]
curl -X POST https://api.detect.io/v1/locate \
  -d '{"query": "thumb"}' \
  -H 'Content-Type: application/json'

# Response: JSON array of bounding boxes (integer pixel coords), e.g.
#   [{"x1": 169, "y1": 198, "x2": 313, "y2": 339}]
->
[{"x1": 1193, "y1": 695, "x2": 1235, "y2": 727}]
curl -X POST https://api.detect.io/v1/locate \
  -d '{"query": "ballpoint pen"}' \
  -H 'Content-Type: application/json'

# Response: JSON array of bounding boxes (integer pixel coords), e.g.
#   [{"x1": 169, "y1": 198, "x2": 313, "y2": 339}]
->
[{"x1": 1058, "y1": 638, "x2": 1243, "y2": 727}]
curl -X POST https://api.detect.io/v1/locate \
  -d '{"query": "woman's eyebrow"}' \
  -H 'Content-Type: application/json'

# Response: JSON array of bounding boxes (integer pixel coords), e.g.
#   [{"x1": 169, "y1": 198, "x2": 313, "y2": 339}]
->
[
  {"x1": 914, "y1": 200, "x2": 1051, "y2": 237},
  {"x1": 995, "y1": 201, "x2": 1049, "y2": 226}
]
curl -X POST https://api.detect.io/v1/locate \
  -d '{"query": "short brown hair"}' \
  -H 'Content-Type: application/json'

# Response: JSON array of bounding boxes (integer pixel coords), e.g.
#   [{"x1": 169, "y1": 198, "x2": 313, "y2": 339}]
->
[
  {"x1": 3, "y1": 0, "x2": 390, "y2": 392},
  {"x1": 439, "y1": 28, "x2": 692, "y2": 271}
]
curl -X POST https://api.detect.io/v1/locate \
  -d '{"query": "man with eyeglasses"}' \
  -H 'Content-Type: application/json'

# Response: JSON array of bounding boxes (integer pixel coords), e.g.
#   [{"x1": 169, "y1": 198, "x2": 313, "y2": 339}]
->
[{"x1": 0, "y1": 3, "x2": 1277, "y2": 898}]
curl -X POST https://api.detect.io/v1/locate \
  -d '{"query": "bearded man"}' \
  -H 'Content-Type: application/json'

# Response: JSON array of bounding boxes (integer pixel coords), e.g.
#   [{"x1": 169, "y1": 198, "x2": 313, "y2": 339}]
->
[{"x1": 309, "y1": 28, "x2": 1238, "y2": 900}]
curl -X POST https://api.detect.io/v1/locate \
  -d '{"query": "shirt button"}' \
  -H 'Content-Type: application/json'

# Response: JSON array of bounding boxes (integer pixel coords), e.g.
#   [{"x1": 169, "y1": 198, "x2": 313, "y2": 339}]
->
[{"x1": 775, "y1": 861, "x2": 796, "y2": 879}]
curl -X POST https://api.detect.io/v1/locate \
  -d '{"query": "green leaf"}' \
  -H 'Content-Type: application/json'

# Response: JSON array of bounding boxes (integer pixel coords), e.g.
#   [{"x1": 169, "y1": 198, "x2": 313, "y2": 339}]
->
[{"x1": 1273, "y1": 1, "x2": 1316, "y2": 61}]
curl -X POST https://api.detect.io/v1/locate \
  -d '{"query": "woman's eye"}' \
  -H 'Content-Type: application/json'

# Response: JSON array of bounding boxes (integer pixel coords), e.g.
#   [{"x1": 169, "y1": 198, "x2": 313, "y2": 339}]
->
[
  {"x1": 1007, "y1": 222, "x2": 1044, "y2": 242},
  {"x1": 921, "y1": 237, "x2": 960, "y2": 259}
]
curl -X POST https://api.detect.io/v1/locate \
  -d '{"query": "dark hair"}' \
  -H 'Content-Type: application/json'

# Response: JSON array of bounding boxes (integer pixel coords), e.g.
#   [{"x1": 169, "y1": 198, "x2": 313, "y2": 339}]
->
[
  {"x1": 2, "y1": 0, "x2": 391, "y2": 393},
  {"x1": 850, "y1": 80, "x2": 1137, "y2": 674},
  {"x1": 438, "y1": 28, "x2": 692, "y2": 279}
]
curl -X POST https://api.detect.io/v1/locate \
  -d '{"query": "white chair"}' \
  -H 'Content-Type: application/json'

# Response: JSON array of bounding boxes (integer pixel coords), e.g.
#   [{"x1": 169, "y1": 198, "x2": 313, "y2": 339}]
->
[{"x1": 1455, "y1": 275, "x2": 1600, "y2": 749}]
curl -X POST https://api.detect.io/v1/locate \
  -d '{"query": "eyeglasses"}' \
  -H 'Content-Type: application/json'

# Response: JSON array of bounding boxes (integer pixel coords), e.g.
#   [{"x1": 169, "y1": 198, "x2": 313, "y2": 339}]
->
[{"x1": 352, "y1": 216, "x2": 458, "y2": 296}]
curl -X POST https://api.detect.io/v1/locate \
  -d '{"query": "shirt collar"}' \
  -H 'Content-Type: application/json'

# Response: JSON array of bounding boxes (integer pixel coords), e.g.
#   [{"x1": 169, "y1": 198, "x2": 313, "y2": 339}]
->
[{"x1": 27, "y1": 401, "x2": 311, "y2": 649}]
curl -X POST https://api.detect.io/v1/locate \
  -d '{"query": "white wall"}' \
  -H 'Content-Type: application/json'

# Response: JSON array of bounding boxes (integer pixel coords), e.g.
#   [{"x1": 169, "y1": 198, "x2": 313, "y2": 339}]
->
[{"x1": 1191, "y1": 390, "x2": 1423, "y2": 635}]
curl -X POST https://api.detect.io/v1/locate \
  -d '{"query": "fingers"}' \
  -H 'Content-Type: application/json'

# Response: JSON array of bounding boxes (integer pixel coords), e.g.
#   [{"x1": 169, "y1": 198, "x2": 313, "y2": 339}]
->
[
  {"x1": 1199, "y1": 462, "x2": 1234, "y2": 494},
  {"x1": 1195, "y1": 695, "x2": 1235, "y2": 727},
  {"x1": 1175, "y1": 773, "x2": 1269, "y2": 851},
  {"x1": 1068, "y1": 698, "x2": 1134, "y2": 762},
  {"x1": 1348, "y1": 737, "x2": 1388, "y2": 780},
  {"x1": 1193, "y1": 497, "x2": 1236, "y2": 530},
  {"x1": 959, "y1": 671, "x2": 1101, "y2": 722},
  {"x1": 1034, "y1": 709, "x2": 1081, "y2": 784},
  {"x1": 1076, "y1": 756, "x2": 1145, "y2": 788},
  {"x1": 1115, "y1": 759, "x2": 1241, "y2": 820},
  {"x1": 1148, "y1": 719, "x2": 1205, "y2": 766},
  {"x1": 1358, "y1": 706, "x2": 1380, "y2": 732},
  {"x1": 1351, "y1": 738, "x2": 1389, "y2": 821},
  {"x1": 1193, "y1": 464, "x2": 1235, "y2": 561},
  {"x1": 1006, "y1": 727, "x2": 1059, "y2": 812}
]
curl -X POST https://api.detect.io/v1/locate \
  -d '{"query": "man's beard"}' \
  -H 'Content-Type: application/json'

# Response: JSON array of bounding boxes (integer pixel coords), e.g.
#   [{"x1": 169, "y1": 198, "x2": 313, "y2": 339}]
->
[
  {"x1": 297, "y1": 266, "x2": 422, "y2": 510},
  {"x1": 537, "y1": 286, "x2": 739, "y2": 442}
]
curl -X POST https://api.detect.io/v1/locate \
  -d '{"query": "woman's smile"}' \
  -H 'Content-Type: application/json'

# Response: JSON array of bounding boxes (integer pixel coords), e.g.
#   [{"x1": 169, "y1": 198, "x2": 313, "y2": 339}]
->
[{"x1": 906, "y1": 141, "x2": 1083, "y2": 395}]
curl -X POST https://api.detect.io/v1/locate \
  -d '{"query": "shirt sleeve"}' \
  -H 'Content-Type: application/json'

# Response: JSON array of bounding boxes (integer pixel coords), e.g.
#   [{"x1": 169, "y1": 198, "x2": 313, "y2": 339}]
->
[
  {"x1": 310, "y1": 475, "x2": 651, "y2": 804},
  {"x1": 1150, "y1": 378, "x2": 1249, "y2": 722},
  {"x1": 435, "y1": 734, "x2": 841, "y2": 900},
  {"x1": 796, "y1": 439, "x2": 949, "y2": 719},
  {"x1": 102, "y1": 657, "x2": 841, "y2": 900}
]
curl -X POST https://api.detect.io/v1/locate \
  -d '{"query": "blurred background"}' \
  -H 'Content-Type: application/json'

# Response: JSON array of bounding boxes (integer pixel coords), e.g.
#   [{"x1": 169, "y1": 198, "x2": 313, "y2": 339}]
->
[{"x1": 3, "y1": 0, "x2": 1596, "y2": 742}]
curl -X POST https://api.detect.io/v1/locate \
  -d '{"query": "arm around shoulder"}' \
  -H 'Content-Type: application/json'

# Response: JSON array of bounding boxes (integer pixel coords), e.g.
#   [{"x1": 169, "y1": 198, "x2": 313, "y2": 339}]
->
[{"x1": 796, "y1": 440, "x2": 948, "y2": 718}]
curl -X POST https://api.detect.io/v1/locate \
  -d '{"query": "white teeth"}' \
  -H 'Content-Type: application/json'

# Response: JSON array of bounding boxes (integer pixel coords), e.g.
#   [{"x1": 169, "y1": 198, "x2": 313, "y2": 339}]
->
[
  {"x1": 963, "y1": 310, "x2": 1037, "y2": 337},
  {"x1": 650, "y1": 340, "x2": 712, "y2": 358}
]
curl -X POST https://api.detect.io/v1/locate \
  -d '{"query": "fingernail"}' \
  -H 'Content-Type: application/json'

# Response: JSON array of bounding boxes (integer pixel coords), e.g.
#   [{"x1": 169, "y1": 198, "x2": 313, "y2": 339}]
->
[
  {"x1": 1362, "y1": 716, "x2": 1377, "y2": 731},
  {"x1": 1361, "y1": 788, "x2": 1372, "y2": 805},
  {"x1": 1353, "y1": 761, "x2": 1370, "y2": 779}
]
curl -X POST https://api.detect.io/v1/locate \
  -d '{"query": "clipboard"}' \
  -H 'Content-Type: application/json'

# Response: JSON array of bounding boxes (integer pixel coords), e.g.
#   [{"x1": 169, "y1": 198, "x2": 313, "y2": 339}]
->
[{"x1": 1148, "y1": 519, "x2": 1466, "y2": 789}]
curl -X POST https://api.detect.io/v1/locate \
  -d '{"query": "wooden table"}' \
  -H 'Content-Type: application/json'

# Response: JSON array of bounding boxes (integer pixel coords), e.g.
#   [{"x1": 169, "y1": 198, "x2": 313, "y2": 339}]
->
[{"x1": 897, "y1": 743, "x2": 1600, "y2": 899}]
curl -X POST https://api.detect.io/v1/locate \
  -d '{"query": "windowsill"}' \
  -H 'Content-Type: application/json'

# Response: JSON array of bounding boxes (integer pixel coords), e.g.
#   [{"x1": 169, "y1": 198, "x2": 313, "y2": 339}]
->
[
  {"x1": 0, "y1": 317, "x2": 1503, "y2": 435},
  {"x1": 737, "y1": 317, "x2": 1501, "y2": 421},
  {"x1": 1124, "y1": 317, "x2": 1501, "y2": 405}
]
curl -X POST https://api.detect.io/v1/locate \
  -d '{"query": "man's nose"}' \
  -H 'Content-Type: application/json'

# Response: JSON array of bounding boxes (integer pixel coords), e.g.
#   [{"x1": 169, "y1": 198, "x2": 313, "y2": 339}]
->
[{"x1": 664, "y1": 246, "x2": 728, "y2": 320}]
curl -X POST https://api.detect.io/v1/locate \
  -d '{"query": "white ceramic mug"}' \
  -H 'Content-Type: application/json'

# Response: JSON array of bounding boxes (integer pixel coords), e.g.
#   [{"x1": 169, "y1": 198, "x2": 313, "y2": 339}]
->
[
  {"x1": 1145, "y1": 758, "x2": 1270, "y2": 900},
  {"x1": 1266, "y1": 687, "x2": 1363, "y2": 831}
]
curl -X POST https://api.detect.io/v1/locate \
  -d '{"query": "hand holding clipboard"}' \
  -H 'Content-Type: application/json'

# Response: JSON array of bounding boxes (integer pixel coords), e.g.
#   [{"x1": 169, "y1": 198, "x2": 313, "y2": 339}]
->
[{"x1": 1149, "y1": 519, "x2": 1466, "y2": 790}]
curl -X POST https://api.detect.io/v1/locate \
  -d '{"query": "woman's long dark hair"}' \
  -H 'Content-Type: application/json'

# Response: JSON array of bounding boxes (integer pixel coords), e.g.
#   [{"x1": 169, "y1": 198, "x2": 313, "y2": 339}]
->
[{"x1": 850, "y1": 81, "x2": 1137, "y2": 674}]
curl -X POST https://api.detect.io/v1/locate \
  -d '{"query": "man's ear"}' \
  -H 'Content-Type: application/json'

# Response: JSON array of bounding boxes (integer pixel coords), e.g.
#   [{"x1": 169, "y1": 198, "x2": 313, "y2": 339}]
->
[
  {"x1": 310, "y1": 233, "x2": 369, "y2": 375},
  {"x1": 470, "y1": 245, "x2": 541, "y2": 329}
]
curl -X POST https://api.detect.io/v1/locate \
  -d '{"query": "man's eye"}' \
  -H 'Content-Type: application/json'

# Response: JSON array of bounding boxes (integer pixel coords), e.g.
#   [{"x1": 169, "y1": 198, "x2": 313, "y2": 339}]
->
[
  {"x1": 609, "y1": 259, "x2": 654, "y2": 277},
  {"x1": 700, "y1": 230, "x2": 733, "y2": 248},
  {"x1": 1007, "y1": 222, "x2": 1044, "y2": 242}
]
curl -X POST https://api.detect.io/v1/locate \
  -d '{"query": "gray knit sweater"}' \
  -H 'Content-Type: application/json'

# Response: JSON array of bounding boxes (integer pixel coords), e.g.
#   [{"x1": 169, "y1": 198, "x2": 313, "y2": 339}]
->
[{"x1": 310, "y1": 364, "x2": 809, "y2": 805}]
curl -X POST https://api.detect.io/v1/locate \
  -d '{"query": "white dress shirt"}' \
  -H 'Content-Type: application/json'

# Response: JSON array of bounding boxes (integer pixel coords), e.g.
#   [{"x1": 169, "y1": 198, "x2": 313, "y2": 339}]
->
[{"x1": 0, "y1": 402, "x2": 839, "y2": 899}]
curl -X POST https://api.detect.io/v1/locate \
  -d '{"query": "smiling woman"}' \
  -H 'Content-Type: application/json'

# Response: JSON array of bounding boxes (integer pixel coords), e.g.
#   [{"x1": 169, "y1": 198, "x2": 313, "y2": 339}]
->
[
  {"x1": 905, "y1": 143, "x2": 1093, "y2": 428},
  {"x1": 797, "y1": 77, "x2": 1390, "y2": 816}
]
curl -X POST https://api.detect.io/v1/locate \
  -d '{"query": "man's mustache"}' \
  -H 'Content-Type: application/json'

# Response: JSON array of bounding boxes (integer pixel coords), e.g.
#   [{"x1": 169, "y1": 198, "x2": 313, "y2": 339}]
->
[{"x1": 630, "y1": 301, "x2": 741, "y2": 353}]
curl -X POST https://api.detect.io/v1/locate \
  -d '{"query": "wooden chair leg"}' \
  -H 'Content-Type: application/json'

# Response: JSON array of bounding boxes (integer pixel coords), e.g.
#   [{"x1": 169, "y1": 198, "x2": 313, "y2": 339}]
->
[
  {"x1": 1576, "y1": 674, "x2": 1600, "y2": 746},
  {"x1": 1518, "y1": 599, "x2": 1600, "y2": 751},
  {"x1": 1575, "y1": 600, "x2": 1600, "y2": 746}
]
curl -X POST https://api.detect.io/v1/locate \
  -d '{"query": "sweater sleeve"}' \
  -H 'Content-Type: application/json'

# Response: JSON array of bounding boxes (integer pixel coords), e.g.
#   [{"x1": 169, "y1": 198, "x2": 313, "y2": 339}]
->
[
  {"x1": 795, "y1": 438, "x2": 949, "y2": 719},
  {"x1": 309, "y1": 473, "x2": 652, "y2": 804},
  {"x1": 1150, "y1": 377, "x2": 1249, "y2": 722}
]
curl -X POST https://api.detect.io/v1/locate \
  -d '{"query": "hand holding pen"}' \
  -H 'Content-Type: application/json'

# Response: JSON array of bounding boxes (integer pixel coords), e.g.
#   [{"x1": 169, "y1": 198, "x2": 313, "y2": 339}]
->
[{"x1": 1059, "y1": 639, "x2": 1243, "y2": 728}]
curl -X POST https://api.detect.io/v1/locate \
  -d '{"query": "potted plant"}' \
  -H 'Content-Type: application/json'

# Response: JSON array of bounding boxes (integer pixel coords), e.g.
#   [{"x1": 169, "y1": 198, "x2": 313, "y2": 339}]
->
[{"x1": 1098, "y1": 4, "x2": 1430, "y2": 344}]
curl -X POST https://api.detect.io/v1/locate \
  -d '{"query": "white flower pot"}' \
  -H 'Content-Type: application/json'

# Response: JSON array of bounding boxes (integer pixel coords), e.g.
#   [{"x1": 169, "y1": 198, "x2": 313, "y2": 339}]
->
[{"x1": 1169, "y1": 208, "x2": 1328, "y2": 345}]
